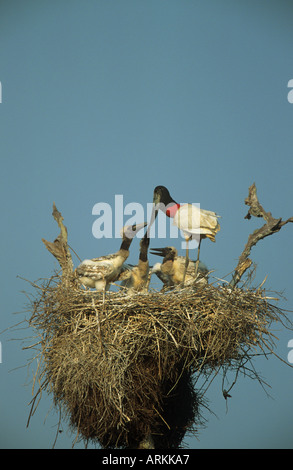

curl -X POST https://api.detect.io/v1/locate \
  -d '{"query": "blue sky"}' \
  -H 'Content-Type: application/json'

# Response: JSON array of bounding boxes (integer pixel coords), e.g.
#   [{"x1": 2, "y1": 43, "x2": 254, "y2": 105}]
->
[{"x1": 1, "y1": 0, "x2": 293, "y2": 449}]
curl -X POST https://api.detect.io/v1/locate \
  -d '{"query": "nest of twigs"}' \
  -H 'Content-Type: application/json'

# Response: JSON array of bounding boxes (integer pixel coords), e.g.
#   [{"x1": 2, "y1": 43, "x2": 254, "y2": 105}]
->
[{"x1": 25, "y1": 272, "x2": 288, "y2": 449}]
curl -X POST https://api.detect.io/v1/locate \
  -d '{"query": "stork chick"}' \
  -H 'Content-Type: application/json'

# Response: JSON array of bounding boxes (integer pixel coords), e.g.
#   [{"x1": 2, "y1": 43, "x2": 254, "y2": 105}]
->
[
  {"x1": 119, "y1": 231, "x2": 150, "y2": 294},
  {"x1": 76, "y1": 222, "x2": 147, "y2": 295},
  {"x1": 150, "y1": 262, "x2": 175, "y2": 291},
  {"x1": 150, "y1": 246, "x2": 209, "y2": 290}
]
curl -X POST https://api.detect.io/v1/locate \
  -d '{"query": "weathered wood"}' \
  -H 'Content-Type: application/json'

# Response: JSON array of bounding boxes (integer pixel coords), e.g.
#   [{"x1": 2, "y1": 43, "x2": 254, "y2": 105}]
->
[
  {"x1": 42, "y1": 203, "x2": 74, "y2": 278},
  {"x1": 230, "y1": 183, "x2": 293, "y2": 287}
]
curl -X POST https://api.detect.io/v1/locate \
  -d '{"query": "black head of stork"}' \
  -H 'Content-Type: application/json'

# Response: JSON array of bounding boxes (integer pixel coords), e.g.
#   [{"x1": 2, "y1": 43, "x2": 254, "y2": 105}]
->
[
  {"x1": 150, "y1": 245, "x2": 177, "y2": 262},
  {"x1": 119, "y1": 221, "x2": 148, "y2": 253},
  {"x1": 150, "y1": 186, "x2": 180, "y2": 223},
  {"x1": 120, "y1": 221, "x2": 148, "y2": 240}
]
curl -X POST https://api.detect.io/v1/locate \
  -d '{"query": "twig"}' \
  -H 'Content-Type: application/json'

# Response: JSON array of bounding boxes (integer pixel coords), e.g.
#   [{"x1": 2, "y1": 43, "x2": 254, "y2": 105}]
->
[{"x1": 230, "y1": 183, "x2": 293, "y2": 287}]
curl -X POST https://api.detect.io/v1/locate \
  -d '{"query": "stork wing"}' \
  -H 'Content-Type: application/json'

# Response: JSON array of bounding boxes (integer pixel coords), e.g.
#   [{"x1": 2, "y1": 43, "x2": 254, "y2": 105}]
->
[
  {"x1": 174, "y1": 205, "x2": 220, "y2": 238},
  {"x1": 116, "y1": 263, "x2": 134, "y2": 281},
  {"x1": 76, "y1": 259, "x2": 115, "y2": 281}
]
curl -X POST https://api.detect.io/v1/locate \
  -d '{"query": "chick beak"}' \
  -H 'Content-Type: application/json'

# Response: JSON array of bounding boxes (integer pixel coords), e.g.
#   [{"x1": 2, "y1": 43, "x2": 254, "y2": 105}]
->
[
  {"x1": 123, "y1": 222, "x2": 148, "y2": 239},
  {"x1": 150, "y1": 247, "x2": 167, "y2": 257},
  {"x1": 131, "y1": 221, "x2": 148, "y2": 232}
]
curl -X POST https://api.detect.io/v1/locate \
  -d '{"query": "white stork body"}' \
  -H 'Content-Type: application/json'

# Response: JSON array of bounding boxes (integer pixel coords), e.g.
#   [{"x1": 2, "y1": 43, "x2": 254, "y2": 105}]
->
[
  {"x1": 173, "y1": 203, "x2": 220, "y2": 242},
  {"x1": 77, "y1": 254, "x2": 128, "y2": 292},
  {"x1": 76, "y1": 222, "x2": 147, "y2": 294}
]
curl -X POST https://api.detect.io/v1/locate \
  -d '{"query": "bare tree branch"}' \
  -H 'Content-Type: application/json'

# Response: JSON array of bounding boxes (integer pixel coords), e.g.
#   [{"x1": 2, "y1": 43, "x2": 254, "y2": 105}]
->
[
  {"x1": 42, "y1": 203, "x2": 74, "y2": 278},
  {"x1": 230, "y1": 183, "x2": 293, "y2": 287}
]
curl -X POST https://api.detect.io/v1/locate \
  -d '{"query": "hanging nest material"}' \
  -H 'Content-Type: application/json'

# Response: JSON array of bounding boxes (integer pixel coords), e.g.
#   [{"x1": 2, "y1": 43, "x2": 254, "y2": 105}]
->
[{"x1": 24, "y1": 185, "x2": 293, "y2": 448}]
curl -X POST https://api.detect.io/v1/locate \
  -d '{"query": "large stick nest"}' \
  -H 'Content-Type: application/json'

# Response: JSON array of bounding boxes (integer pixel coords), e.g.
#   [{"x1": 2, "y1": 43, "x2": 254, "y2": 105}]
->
[{"x1": 26, "y1": 272, "x2": 288, "y2": 449}]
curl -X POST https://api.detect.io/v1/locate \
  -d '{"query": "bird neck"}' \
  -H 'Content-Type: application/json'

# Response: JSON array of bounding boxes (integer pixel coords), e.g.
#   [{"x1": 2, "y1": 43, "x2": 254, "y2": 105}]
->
[
  {"x1": 161, "y1": 259, "x2": 173, "y2": 274},
  {"x1": 163, "y1": 252, "x2": 176, "y2": 263},
  {"x1": 165, "y1": 202, "x2": 180, "y2": 218},
  {"x1": 116, "y1": 249, "x2": 130, "y2": 263},
  {"x1": 139, "y1": 233, "x2": 150, "y2": 262},
  {"x1": 138, "y1": 259, "x2": 149, "y2": 276},
  {"x1": 139, "y1": 250, "x2": 148, "y2": 262},
  {"x1": 119, "y1": 238, "x2": 132, "y2": 256}
]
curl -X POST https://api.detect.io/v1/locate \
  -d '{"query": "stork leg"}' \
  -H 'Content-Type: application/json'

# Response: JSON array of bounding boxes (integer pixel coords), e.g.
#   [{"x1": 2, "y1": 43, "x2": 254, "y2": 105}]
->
[
  {"x1": 95, "y1": 280, "x2": 106, "y2": 310},
  {"x1": 182, "y1": 237, "x2": 190, "y2": 286},
  {"x1": 195, "y1": 238, "x2": 202, "y2": 278},
  {"x1": 145, "y1": 270, "x2": 152, "y2": 292}
]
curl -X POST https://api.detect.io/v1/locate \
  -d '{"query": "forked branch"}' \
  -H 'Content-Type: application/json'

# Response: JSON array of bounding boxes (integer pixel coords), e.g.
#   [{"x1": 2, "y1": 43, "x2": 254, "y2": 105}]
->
[{"x1": 230, "y1": 183, "x2": 293, "y2": 287}]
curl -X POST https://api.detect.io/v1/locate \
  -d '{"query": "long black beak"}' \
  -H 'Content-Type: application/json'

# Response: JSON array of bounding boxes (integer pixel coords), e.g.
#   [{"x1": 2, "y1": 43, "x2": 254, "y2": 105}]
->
[
  {"x1": 150, "y1": 247, "x2": 168, "y2": 257},
  {"x1": 146, "y1": 191, "x2": 162, "y2": 236},
  {"x1": 145, "y1": 206, "x2": 158, "y2": 237}
]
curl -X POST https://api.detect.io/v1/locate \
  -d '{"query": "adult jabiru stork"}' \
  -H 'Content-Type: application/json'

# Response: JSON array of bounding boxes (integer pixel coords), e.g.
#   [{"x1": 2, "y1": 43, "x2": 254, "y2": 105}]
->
[
  {"x1": 150, "y1": 246, "x2": 209, "y2": 290},
  {"x1": 76, "y1": 222, "x2": 147, "y2": 300},
  {"x1": 148, "y1": 186, "x2": 220, "y2": 284}
]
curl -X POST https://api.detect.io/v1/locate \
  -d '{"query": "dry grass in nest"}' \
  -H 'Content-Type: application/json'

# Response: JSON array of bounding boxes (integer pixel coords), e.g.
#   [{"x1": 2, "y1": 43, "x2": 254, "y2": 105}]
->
[{"x1": 24, "y1": 272, "x2": 291, "y2": 449}]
